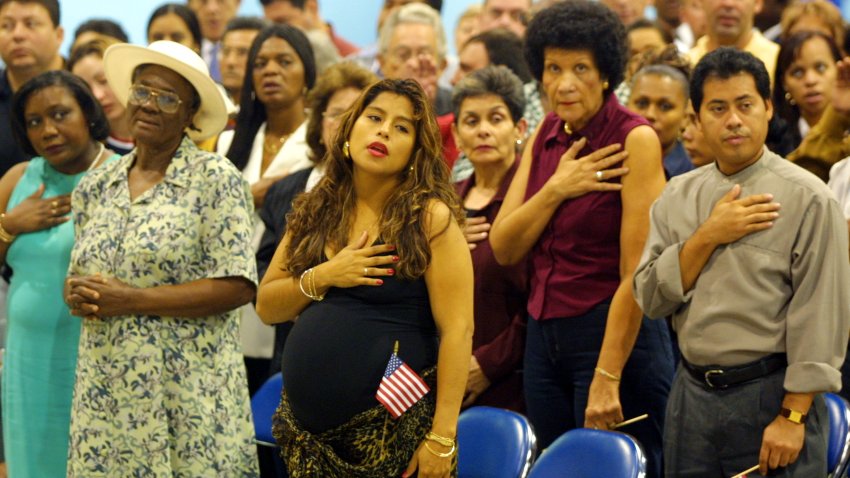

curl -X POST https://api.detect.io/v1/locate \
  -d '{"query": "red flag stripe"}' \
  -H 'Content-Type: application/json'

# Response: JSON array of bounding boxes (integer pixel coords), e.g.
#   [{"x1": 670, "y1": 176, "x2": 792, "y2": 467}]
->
[
  {"x1": 377, "y1": 384, "x2": 405, "y2": 417},
  {"x1": 397, "y1": 365, "x2": 430, "y2": 395},
  {"x1": 386, "y1": 378, "x2": 417, "y2": 407},
  {"x1": 380, "y1": 379, "x2": 410, "y2": 410},
  {"x1": 376, "y1": 388, "x2": 403, "y2": 418}
]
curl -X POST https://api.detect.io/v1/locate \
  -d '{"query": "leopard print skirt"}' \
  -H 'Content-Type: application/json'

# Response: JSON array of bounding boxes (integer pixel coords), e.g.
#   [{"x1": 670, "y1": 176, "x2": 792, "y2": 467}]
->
[{"x1": 272, "y1": 367, "x2": 458, "y2": 477}]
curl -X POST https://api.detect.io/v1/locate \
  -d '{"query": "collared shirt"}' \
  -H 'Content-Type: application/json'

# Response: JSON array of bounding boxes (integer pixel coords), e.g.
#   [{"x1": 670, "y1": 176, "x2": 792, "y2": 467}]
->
[
  {"x1": 525, "y1": 95, "x2": 648, "y2": 320},
  {"x1": 0, "y1": 68, "x2": 31, "y2": 176},
  {"x1": 689, "y1": 30, "x2": 780, "y2": 85},
  {"x1": 634, "y1": 149, "x2": 850, "y2": 393}
]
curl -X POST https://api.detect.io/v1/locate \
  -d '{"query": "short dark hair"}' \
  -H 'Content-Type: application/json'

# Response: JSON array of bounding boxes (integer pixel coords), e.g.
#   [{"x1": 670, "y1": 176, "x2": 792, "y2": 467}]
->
[
  {"x1": 259, "y1": 0, "x2": 306, "y2": 8},
  {"x1": 226, "y1": 24, "x2": 317, "y2": 170},
  {"x1": 11, "y1": 70, "x2": 110, "y2": 156},
  {"x1": 626, "y1": 18, "x2": 674, "y2": 45},
  {"x1": 0, "y1": 0, "x2": 59, "y2": 27},
  {"x1": 690, "y1": 47, "x2": 771, "y2": 114},
  {"x1": 73, "y1": 18, "x2": 129, "y2": 43},
  {"x1": 524, "y1": 0, "x2": 627, "y2": 96},
  {"x1": 452, "y1": 65, "x2": 526, "y2": 124},
  {"x1": 223, "y1": 16, "x2": 268, "y2": 38},
  {"x1": 464, "y1": 28, "x2": 532, "y2": 83},
  {"x1": 146, "y1": 3, "x2": 203, "y2": 50}
]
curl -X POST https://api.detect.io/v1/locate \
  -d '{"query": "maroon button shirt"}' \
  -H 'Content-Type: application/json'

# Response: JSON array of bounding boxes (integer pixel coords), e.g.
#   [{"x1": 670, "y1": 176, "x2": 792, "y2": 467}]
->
[{"x1": 525, "y1": 95, "x2": 649, "y2": 320}]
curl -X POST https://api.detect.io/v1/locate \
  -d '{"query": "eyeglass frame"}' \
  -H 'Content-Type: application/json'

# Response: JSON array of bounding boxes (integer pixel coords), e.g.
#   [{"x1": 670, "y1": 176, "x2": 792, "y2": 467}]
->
[{"x1": 127, "y1": 84, "x2": 184, "y2": 114}]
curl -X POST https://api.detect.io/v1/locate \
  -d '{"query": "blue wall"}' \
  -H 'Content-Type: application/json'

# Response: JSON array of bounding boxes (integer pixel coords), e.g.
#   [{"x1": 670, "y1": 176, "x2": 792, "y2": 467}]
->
[{"x1": 59, "y1": 0, "x2": 479, "y2": 56}]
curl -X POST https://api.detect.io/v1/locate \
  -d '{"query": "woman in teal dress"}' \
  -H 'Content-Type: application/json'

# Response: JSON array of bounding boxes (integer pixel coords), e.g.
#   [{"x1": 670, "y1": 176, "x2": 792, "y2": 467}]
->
[{"x1": 0, "y1": 70, "x2": 115, "y2": 477}]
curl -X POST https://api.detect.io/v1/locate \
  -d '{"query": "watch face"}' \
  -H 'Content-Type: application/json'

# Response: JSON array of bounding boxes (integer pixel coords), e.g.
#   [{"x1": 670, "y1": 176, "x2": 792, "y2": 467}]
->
[{"x1": 781, "y1": 408, "x2": 806, "y2": 424}]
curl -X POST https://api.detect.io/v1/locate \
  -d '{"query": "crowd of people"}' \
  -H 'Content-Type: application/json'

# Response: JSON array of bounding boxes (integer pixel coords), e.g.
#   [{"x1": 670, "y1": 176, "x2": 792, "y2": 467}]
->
[{"x1": 1, "y1": 0, "x2": 850, "y2": 477}]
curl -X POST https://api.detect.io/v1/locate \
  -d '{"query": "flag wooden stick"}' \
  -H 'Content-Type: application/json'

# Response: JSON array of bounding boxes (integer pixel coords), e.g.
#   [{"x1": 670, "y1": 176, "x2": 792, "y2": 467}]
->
[
  {"x1": 730, "y1": 464, "x2": 759, "y2": 478},
  {"x1": 611, "y1": 414, "x2": 649, "y2": 429}
]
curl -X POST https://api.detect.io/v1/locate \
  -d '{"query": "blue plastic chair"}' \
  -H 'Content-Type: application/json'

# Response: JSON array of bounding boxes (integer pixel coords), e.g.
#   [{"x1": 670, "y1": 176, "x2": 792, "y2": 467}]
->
[
  {"x1": 251, "y1": 372, "x2": 283, "y2": 447},
  {"x1": 457, "y1": 406, "x2": 537, "y2": 478},
  {"x1": 528, "y1": 428, "x2": 646, "y2": 478},
  {"x1": 825, "y1": 393, "x2": 850, "y2": 477}
]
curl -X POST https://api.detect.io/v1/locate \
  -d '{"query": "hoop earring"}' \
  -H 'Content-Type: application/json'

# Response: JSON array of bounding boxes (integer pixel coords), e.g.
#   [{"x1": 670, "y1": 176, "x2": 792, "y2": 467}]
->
[
  {"x1": 784, "y1": 92, "x2": 796, "y2": 106},
  {"x1": 342, "y1": 141, "x2": 350, "y2": 158},
  {"x1": 602, "y1": 80, "x2": 609, "y2": 90}
]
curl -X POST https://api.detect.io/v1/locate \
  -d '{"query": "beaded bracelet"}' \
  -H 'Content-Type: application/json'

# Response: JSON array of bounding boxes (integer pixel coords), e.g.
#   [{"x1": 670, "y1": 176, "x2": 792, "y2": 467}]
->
[{"x1": 298, "y1": 268, "x2": 325, "y2": 301}]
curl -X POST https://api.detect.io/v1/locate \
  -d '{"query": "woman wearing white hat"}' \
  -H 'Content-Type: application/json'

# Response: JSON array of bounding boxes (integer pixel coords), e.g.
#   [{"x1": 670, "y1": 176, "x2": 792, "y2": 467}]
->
[{"x1": 64, "y1": 41, "x2": 259, "y2": 477}]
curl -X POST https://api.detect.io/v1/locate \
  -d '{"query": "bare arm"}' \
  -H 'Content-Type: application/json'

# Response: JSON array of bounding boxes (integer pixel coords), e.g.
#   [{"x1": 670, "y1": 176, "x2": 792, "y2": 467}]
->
[
  {"x1": 585, "y1": 126, "x2": 665, "y2": 429},
  {"x1": 490, "y1": 128, "x2": 629, "y2": 265},
  {"x1": 66, "y1": 275, "x2": 255, "y2": 318},
  {"x1": 405, "y1": 201, "x2": 474, "y2": 478},
  {"x1": 0, "y1": 163, "x2": 26, "y2": 265}
]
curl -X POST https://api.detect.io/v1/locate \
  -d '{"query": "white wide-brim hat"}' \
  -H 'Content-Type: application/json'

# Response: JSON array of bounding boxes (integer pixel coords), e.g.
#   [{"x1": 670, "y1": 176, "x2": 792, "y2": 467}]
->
[{"x1": 103, "y1": 40, "x2": 227, "y2": 141}]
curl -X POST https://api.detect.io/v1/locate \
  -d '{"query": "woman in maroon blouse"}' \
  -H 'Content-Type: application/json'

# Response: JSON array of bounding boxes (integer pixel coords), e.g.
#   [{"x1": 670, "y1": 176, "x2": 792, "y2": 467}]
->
[
  {"x1": 450, "y1": 66, "x2": 529, "y2": 412},
  {"x1": 490, "y1": 2, "x2": 674, "y2": 477}
]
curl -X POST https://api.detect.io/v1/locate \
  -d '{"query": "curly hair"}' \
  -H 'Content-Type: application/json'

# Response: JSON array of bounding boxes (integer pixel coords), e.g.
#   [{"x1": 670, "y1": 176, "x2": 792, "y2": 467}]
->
[
  {"x1": 305, "y1": 62, "x2": 378, "y2": 164},
  {"x1": 524, "y1": 0, "x2": 627, "y2": 96},
  {"x1": 285, "y1": 79, "x2": 464, "y2": 280}
]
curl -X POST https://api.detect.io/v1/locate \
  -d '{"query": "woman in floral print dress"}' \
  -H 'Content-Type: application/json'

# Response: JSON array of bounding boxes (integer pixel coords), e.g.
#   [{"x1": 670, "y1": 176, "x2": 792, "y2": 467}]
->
[{"x1": 63, "y1": 41, "x2": 258, "y2": 477}]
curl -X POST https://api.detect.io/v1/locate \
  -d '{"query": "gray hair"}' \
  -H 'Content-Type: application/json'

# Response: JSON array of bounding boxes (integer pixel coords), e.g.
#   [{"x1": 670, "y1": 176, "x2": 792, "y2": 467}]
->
[
  {"x1": 631, "y1": 64, "x2": 690, "y2": 101},
  {"x1": 452, "y1": 65, "x2": 526, "y2": 124},
  {"x1": 379, "y1": 3, "x2": 447, "y2": 62}
]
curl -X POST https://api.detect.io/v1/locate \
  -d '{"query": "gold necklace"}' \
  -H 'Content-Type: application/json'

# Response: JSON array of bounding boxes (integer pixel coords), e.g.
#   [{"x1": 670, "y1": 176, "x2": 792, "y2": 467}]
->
[{"x1": 263, "y1": 133, "x2": 292, "y2": 157}]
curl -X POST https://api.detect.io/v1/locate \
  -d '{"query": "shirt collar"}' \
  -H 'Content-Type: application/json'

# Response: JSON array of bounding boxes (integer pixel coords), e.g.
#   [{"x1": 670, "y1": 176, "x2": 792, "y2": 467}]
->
[
  {"x1": 710, "y1": 146, "x2": 770, "y2": 182},
  {"x1": 105, "y1": 136, "x2": 195, "y2": 190},
  {"x1": 543, "y1": 93, "x2": 619, "y2": 146}
]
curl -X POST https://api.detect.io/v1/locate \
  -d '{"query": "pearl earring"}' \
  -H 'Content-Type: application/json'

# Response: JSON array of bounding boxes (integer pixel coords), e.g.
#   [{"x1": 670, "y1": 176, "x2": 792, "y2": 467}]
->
[{"x1": 784, "y1": 92, "x2": 796, "y2": 106}]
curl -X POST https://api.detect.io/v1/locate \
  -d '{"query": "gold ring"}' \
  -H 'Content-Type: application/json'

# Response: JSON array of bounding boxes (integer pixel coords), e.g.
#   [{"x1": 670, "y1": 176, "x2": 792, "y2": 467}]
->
[
  {"x1": 51, "y1": 200, "x2": 59, "y2": 208},
  {"x1": 595, "y1": 170, "x2": 604, "y2": 181},
  {"x1": 364, "y1": 267, "x2": 368, "y2": 276}
]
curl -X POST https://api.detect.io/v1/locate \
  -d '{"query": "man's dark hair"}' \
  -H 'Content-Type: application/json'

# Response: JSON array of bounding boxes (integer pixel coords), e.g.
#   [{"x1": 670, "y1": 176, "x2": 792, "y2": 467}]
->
[
  {"x1": 259, "y1": 0, "x2": 306, "y2": 8},
  {"x1": 464, "y1": 28, "x2": 532, "y2": 83},
  {"x1": 73, "y1": 18, "x2": 128, "y2": 43},
  {"x1": 690, "y1": 47, "x2": 771, "y2": 114},
  {"x1": 223, "y1": 16, "x2": 268, "y2": 37},
  {"x1": 0, "y1": 0, "x2": 60, "y2": 27},
  {"x1": 11, "y1": 70, "x2": 109, "y2": 156},
  {"x1": 525, "y1": 0, "x2": 626, "y2": 96}
]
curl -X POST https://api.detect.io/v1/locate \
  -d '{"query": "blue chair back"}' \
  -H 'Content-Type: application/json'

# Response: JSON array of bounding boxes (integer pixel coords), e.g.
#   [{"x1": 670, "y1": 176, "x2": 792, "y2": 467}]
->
[
  {"x1": 251, "y1": 372, "x2": 283, "y2": 446},
  {"x1": 825, "y1": 393, "x2": 850, "y2": 477},
  {"x1": 528, "y1": 429, "x2": 646, "y2": 478},
  {"x1": 457, "y1": 406, "x2": 537, "y2": 478}
]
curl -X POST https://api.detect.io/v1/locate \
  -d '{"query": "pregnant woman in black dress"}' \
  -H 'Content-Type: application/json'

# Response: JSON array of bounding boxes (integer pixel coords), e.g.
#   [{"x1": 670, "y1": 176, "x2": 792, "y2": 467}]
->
[{"x1": 256, "y1": 79, "x2": 473, "y2": 478}]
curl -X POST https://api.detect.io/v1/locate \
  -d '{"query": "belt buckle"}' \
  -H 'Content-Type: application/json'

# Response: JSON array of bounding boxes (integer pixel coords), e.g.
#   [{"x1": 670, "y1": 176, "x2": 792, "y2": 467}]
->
[{"x1": 704, "y1": 369, "x2": 727, "y2": 389}]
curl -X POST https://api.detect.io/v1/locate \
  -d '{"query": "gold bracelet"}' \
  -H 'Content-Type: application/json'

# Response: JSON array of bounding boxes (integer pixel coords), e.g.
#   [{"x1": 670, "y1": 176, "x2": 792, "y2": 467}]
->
[
  {"x1": 298, "y1": 270, "x2": 313, "y2": 298},
  {"x1": 595, "y1": 366, "x2": 621, "y2": 382},
  {"x1": 423, "y1": 440, "x2": 456, "y2": 458},
  {"x1": 310, "y1": 268, "x2": 325, "y2": 301},
  {"x1": 299, "y1": 268, "x2": 324, "y2": 301},
  {"x1": 0, "y1": 214, "x2": 16, "y2": 244},
  {"x1": 425, "y1": 431, "x2": 456, "y2": 448}
]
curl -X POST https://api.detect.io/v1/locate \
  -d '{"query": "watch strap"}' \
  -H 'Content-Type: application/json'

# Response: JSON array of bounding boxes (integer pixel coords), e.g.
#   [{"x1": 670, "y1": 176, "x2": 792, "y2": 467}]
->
[{"x1": 780, "y1": 407, "x2": 807, "y2": 424}]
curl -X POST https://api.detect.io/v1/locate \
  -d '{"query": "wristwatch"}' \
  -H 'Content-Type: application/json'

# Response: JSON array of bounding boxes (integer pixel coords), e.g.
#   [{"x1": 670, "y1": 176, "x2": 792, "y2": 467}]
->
[{"x1": 779, "y1": 407, "x2": 807, "y2": 424}]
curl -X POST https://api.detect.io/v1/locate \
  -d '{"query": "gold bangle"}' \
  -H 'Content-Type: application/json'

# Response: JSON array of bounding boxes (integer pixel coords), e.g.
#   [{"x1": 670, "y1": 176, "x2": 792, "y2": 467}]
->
[
  {"x1": 0, "y1": 214, "x2": 16, "y2": 244},
  {"x1": 425, "y1": 431, "x2": 456, "y2": 448},
  {"x1": 595, "y1": 366, "x2": 621, "y2": 382},
  {"x1": 299, "y1": 268, "x2": 325, "y2": 301},
  {"x1": 424, "y1": 440, "x2": 456, "y2": 458},
  {"x1": 309, "y1": 268, "x2": 325, "y2": 301}
]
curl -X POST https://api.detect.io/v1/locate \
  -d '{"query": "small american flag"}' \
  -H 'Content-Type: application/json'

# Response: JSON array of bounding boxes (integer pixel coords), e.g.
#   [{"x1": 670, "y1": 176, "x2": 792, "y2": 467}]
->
[{"x1": 375, "y1": 344, "x2": 430, "y2": 419}]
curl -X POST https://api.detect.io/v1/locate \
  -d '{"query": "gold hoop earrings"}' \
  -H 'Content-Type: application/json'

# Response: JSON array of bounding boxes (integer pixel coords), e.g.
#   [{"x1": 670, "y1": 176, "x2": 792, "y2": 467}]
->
[{"x1": 342, "y1": 141, "x2": 350, "y2": 158}]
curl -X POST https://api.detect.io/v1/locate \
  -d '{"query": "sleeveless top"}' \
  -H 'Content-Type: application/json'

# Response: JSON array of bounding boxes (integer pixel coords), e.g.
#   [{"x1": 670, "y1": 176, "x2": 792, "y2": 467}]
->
[
  {"x1": 525, "y1": 95, "x2": 649, "y2": 320},
  {"x1": 282, "y1": 256, "x2": 438, "y2": 434}
]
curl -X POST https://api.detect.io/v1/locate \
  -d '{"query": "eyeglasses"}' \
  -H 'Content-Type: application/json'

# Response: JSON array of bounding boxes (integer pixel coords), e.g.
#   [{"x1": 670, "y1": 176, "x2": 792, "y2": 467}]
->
[{"x1": 128, "y1": 85, "x2": 183, "y2": 114}]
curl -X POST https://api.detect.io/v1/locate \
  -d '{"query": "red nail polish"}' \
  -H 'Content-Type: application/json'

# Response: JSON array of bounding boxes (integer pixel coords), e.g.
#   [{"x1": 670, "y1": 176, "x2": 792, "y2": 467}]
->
[
  {"x1": 377, "y1": 279, "x2": 384, "y2": 285},
  {"x1": 388, "y1": 269, "x2": 395, "y2": 275},
  {"x1": 388, "y1": 245, "x2": 396, "y2": 250},
  {"x1": 393, "y1": 256, "x2": 400, "y2": 262}
]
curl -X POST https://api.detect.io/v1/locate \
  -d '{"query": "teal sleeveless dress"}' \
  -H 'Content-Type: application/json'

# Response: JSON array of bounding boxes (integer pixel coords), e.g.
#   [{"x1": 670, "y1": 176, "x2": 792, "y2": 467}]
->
[{"x1": 2, "y1": 154, "x2": 116, "y2": 477}]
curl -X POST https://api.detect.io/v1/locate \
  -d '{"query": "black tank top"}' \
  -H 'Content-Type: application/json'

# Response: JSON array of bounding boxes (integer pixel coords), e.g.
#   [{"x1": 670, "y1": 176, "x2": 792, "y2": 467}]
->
[{"x1": 282, "y1": 265, "x2": 438, "y2": 434}]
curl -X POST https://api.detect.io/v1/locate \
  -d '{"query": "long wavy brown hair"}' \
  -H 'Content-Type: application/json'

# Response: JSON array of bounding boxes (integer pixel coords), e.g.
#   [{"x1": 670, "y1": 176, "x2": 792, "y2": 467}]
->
[{"x1": 285, "y1": 79, "x2": 464, "y2": 280}]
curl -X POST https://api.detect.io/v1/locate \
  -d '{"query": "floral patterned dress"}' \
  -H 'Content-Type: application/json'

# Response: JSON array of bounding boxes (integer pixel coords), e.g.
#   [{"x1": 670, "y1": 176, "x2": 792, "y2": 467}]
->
[{"x1": 66, "y1": 137, "x2": 259, "y2": 477}]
